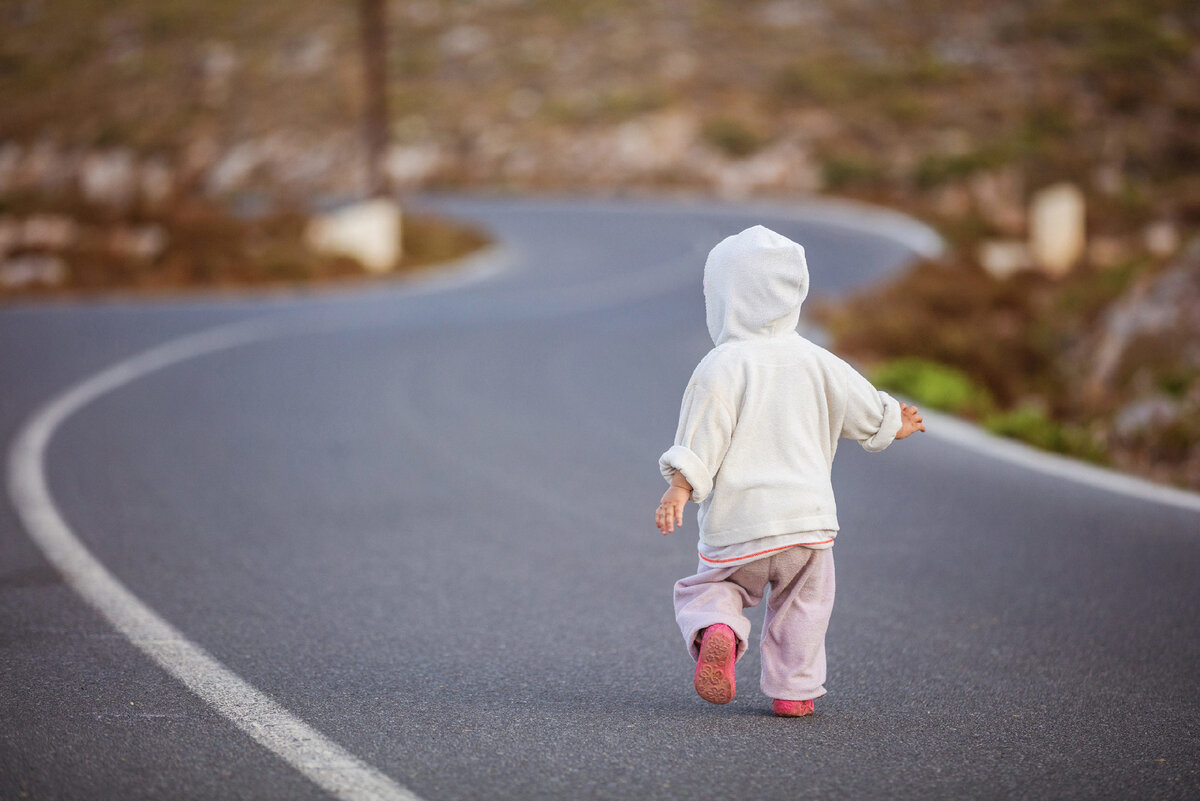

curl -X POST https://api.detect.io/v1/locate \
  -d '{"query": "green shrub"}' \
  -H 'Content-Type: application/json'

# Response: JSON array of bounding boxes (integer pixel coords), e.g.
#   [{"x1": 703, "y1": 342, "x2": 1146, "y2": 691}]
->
[
  {"x1": 702, "y1": 118, "x2": 765, "y2": 159},
  {"x1": 983, "y1": 404, "x2": 1107, "y2": 464},
  {"x1": 871, "y1": 357, "x2": 996, "y2": 418},
  {"x1": 821, "y1": 156, "x2": 884, "y2": 191},
  {"x1": 773, "y1": 63, "x2": 850, "y2": 104}
]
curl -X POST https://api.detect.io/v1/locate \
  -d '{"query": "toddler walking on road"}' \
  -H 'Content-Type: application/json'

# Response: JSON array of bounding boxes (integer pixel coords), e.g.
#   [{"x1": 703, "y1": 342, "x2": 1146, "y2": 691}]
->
[{"x1": 655, "y1": 225, "x2": 925, "y2": 717}]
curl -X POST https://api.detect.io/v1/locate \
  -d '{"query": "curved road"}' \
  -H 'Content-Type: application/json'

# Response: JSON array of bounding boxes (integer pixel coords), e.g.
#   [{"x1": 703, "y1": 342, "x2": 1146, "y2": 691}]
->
[{"x1": 2, "y1": 197, "x2": 1198, "y2": 800}]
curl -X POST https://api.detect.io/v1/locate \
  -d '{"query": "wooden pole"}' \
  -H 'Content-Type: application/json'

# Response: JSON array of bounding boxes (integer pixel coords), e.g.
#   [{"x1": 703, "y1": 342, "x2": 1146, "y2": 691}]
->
[{"x1": 359, "y1": 0, "x2": 390, "y2": 198}]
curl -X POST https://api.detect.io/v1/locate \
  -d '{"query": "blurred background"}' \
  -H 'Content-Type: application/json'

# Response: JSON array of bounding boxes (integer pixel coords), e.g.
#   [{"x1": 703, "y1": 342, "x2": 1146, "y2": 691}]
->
[{"x1": 1, "y1": 0, "x2": 1198, "y2": 486}]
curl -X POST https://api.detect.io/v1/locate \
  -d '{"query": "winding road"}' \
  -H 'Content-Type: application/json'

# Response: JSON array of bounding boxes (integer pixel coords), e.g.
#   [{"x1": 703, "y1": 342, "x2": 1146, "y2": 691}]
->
[{"x1": 2, "y1": 196, "x2": 1198, "y2": 800}]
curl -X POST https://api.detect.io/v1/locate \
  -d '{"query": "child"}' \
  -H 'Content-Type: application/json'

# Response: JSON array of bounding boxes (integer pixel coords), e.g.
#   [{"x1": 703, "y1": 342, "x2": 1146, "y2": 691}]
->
[{"x1": 655, "y1": 225, "x2": 925, "y2": 717}]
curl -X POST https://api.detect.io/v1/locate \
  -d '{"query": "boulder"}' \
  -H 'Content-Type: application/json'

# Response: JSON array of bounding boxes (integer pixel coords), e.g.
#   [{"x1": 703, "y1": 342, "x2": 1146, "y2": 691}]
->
[
  {"x1": 22, "y1": 214, "x2": 79, "y2": 250},
  {"x1": 968, "y1": 167, "x2": 1025, "y2": 235},
  {"x1": 109, "y1": 224, "x2": 168, "y2": 261},
  {"x1": 931, "y1": 183, "x2": 971, "y2": 218},
  {"x1": 80, "y1": 148, "x2": 137, "y2": 209},
  {"x1": 197, "y1": 41, "x2": 237, "y2": 108},
  {"x1": 207, "y1": 140, "x2": 263, "y2": 194},
  {"x1": 0, "y1": 216, "x2": 20, "y2": 257},
  {"x1": 978, "y1": 238, "x2": 1033, "y2": 279},
  {"x1": 1085, "y1": 237, "x2": 1200, "y2": 397},
  {"x1": 1087, "y1": 236, "x2": 1129, "y2": 269},
  {"x1": 18, "y1": 140, "x2": 73, "y2": 192},
  {"x1": 0, "y1": 253, "x2": 66, "y2": 287},
  {"x1": 304, "y1": 198, "x2": 402, "y2": 273},
  {"x1": 1029, "y1": 183, "x2": 1086, "y2": 277},
  {"x1": 615, "y1": 110, "x2": 698, "y2": 173},
  {"x1": 384, "y1": 143, "x2": 443, "y2": 187},
  {"x1": 1143, "y1": 220, "x2": 1180, "y2": 257},
  {"x1": 140, "y1": 157, "x2": 175, "y2": 209},
  {"x1": 0, "y1": 142, "x2": 21, "y2": 194}
]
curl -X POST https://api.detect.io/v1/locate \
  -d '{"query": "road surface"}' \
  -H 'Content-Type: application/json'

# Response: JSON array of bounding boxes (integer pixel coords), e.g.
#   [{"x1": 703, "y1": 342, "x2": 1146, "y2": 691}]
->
[{"x1": 2, "y1": 196, "x2": 1198, "y2": 800}]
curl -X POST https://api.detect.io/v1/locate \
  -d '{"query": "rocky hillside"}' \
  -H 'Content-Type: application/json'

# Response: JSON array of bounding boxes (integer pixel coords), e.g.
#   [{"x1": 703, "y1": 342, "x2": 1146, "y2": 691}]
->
[{"x1": 1, "y1": 0, "x2": 1197, "y2": 485}]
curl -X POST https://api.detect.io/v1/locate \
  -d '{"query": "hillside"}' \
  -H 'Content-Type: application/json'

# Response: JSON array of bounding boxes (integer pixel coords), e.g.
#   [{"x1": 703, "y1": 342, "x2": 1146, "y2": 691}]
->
[{"x1": 1, "y1": 0, "x2": 1197, "y2": 486}]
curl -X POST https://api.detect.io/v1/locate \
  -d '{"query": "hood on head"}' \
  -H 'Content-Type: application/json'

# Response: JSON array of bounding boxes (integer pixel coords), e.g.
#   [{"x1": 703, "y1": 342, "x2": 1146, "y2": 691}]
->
[{"x1": 704, "y1": 225, "x2": 810, "y2": 346}]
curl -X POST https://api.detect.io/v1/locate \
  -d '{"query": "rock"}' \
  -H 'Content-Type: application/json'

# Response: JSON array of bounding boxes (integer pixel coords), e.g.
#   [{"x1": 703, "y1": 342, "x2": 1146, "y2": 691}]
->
[
  {"x1": 1029, "y1": 182, "x2": 1086, "y2": 277},
  {"x1": 0, "y1": 142, "x2": 21, "y2": 194},
  {"x1": 80, "y1": 148, "x2": 137, "y2": 209},
  {"x1": 935, "y1": 128, "x2": 974, "y2": 156},
  {"x1": 18, "y1": 140, "x2": 73, "y2": 192},
  {"x1": 22, "y1": 214, "x2": 79, "y2": 250},
  {"x1": 439, "y1": 26, "x2": 491, "y2": 58},
  {"x1": 275, "y1": 32, "x2": 330, "y2": 75},
  {"x1": 304, "y1": 198, "x2": 402, "y2": 273},
  {"x1": 931, "y1": 183, "x2": 971, "y2": 218},
  {"x1": 403, "y1": 0, "x2": 441, "y2": 26},
  {"x1": 793, "y1": 108, "x2": 840, "y2": 140},
  {"x1": 978, "y1": 238, "x2": 1033, "y2": 279},
  {"x1": 197, "y1": 41, "x2": 237, "y2": 108},
  {"x1": 1113, "y1": 395, "x2": 1180, "y2": 437},
  {"x1": 659, "y1": 50, "x2": 697, "y2": 82},
  {"x1": 109, "y1": 224, "x2": 167, "y2": 261},
  {"x1": 1092, "y1": 162, "x2": 1123, "y2": 197},
  {"x1": 707, "y1": 140, "x2": 821, "y2": 198},
  {"x1": 615, "y1": 111, "x2": 698, "y2": 172},
  {"x1": 1088, "y1": 235, "x2": 1129, "y2": 268},
  {"x1": 507, "y1": 88, "x2": 542, "y2": 120},
  {"x1": 0, "y1": 253, "x2": 66, "y2": 287},
  {"x1": 140, "y1": 157, "x2": 175, "y2": 208},
  {"x1": 384, "y1": 143, "x2": 443, "y2": 187},
  {"x1": 103, "y1": 14, "x2": 143, "y2": 66},
  {"x1": 207, "y1": 140, "x2": 263, "y2": 194},
  {"x1": 969, "y1": 167, "x2": 1025, "y2": 235},
  {"x1": 180, "y1": 134, "x2": 221, "y2": 185},
  {"x1": 1086, "y1": 237, "x2": 1200, "y2": 395},
  {"x1": 0, "y1": 216, "x2": 20, "y2": 256},
  {"x1": 756, "y1": 1, "x2": 827, "y2": 27},
  {"x1": 1144, "y1": 220, "x2": 1180, "y2": 257}
]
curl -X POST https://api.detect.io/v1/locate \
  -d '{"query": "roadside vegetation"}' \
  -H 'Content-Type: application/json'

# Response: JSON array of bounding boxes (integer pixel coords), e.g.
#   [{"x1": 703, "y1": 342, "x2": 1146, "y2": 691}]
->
[{"x1": 0, "y1": 0, "x2": 1196, "y2": 485}]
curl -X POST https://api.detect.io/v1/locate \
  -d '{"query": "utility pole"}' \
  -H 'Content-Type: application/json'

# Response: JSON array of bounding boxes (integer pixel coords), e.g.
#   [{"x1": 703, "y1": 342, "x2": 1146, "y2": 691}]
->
[{"x1": 359, "y1": 0, "x2": 390, "y2": 198}]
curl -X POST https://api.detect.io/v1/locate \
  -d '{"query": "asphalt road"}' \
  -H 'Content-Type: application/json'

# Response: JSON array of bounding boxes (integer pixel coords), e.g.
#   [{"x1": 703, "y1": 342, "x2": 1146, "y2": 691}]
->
[{"x1": 2, "y1": 196, "x2": 1198, "y2": 801}]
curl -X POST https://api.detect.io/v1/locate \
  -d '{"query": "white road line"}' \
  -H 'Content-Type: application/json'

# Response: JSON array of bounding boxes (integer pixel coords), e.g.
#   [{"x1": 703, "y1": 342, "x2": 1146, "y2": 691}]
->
[
  {"x1": 6, "y1": 317, "x2": 423, "y2": 801},
  {"x1": 1, "y1": 240, "x2": 698, "y2": 801},
  {"x1": 920, "y1": 409, "x2": 1200, "y2": 513},
  {"x1": 6, "y1": 200, "x2": 1197, "y2": 801},
  {"x1": 0, "y1": 245, "x2": 518, "y2": 800}
]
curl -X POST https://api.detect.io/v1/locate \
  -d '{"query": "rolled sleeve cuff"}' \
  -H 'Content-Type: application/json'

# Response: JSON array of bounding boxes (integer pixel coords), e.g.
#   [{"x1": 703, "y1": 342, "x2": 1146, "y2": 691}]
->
[
  {"x1": 861, "y1": 391, "x2": 902, "y2": 453},
  {"x1": 659, "y1": 445, "x2": 714, "y2": 503}
]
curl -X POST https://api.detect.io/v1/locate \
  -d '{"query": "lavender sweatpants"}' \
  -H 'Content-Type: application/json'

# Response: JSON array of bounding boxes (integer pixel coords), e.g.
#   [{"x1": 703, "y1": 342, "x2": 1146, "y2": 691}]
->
[{"x1": 673, "y1": 546, "x2": 835, "y2": 701}]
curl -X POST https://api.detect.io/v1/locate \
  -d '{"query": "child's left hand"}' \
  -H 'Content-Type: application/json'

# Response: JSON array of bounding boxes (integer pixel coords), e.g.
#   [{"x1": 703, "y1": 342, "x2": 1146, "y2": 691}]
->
[{"x1": 656, "y1": 486, "x2": 690, "y2": 535}]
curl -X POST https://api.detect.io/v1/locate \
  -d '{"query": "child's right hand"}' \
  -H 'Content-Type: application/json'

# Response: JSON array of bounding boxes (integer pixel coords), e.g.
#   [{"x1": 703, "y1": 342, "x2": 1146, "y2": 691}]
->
[
  {"x1": 895, "y1": 402, "x2": 926, "y2": 440},
  {"x1": 656, "y1": 486, "x2": 690, "y2": 535}
]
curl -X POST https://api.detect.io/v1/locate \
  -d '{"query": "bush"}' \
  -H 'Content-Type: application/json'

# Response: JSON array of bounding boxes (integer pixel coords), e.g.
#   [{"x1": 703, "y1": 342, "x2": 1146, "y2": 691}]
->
[
  {"x1": 871, "y1": 357, "x2": 996, "y2": 418},
  {"x1": 821, "y1": 156, "x2": 884, "y2": 191},
  {"x1": 702, "y1": 118, "x2": 765, "y2": 159},
  {"x1": 983, "y1": 404, "x2": 1107, "y2": 464}
]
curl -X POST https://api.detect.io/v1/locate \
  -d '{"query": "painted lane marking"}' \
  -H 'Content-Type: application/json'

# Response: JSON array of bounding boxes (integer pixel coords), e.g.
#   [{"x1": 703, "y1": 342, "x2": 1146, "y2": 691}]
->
[
  {"x1": 6, "y1": 318, "x2": 423, "y2": 801},
  {"x1": 1, "y1": 239, "x2": 708, "y2": 801},
  {"x1": 920, "y1": 408, "x2": 1200, "y2": 513},
  {"x1": 4, "y1": 247, "x2": 523, "y2": 800},
  {"x1": 7, "y1": 200, "x2": 1196, "y2": 801}
]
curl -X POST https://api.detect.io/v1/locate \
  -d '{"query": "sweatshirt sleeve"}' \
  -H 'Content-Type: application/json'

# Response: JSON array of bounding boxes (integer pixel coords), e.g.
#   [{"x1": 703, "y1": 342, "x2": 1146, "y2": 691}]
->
[
  {"x1": 838, "y1": 361, "x2": 902, "y2": 453},
  {"x1": 659, "y1": 382, "x2": 735, "y2": 503}
]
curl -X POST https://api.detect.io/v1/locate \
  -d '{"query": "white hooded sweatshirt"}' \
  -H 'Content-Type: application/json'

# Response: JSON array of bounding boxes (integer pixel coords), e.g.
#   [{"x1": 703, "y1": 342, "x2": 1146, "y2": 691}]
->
[{"x1": 659, "y1": 225, "x2": 902, "y2": 557}]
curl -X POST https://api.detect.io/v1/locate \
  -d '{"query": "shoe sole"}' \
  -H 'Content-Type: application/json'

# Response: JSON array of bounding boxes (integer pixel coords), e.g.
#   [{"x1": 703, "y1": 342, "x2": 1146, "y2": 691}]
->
[
  {"x1": 772, "y1": 700, "x2": 814, "y2": 717},
  {"x1": 693, "y1": 627, "x2": 736, "y2": 705}
]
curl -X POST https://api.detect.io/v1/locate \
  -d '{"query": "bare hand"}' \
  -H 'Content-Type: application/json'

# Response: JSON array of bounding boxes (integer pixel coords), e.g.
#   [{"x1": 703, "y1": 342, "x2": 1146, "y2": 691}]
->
[
  {"x1": 656, "y1": 486, "x2": 690, "y2": 535},
  {"x1": 895, "y1": 402, "x2": 926, "y2": 440}
]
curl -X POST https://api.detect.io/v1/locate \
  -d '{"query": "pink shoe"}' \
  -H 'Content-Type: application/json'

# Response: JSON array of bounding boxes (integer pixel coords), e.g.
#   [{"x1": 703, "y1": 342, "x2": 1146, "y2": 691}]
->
[
  {"x1": 693, "y1": 624, "x2": 737, "y2": 704},
  {"x1": 772, "y1": 698, "x2": 814, "y2": 717}
]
